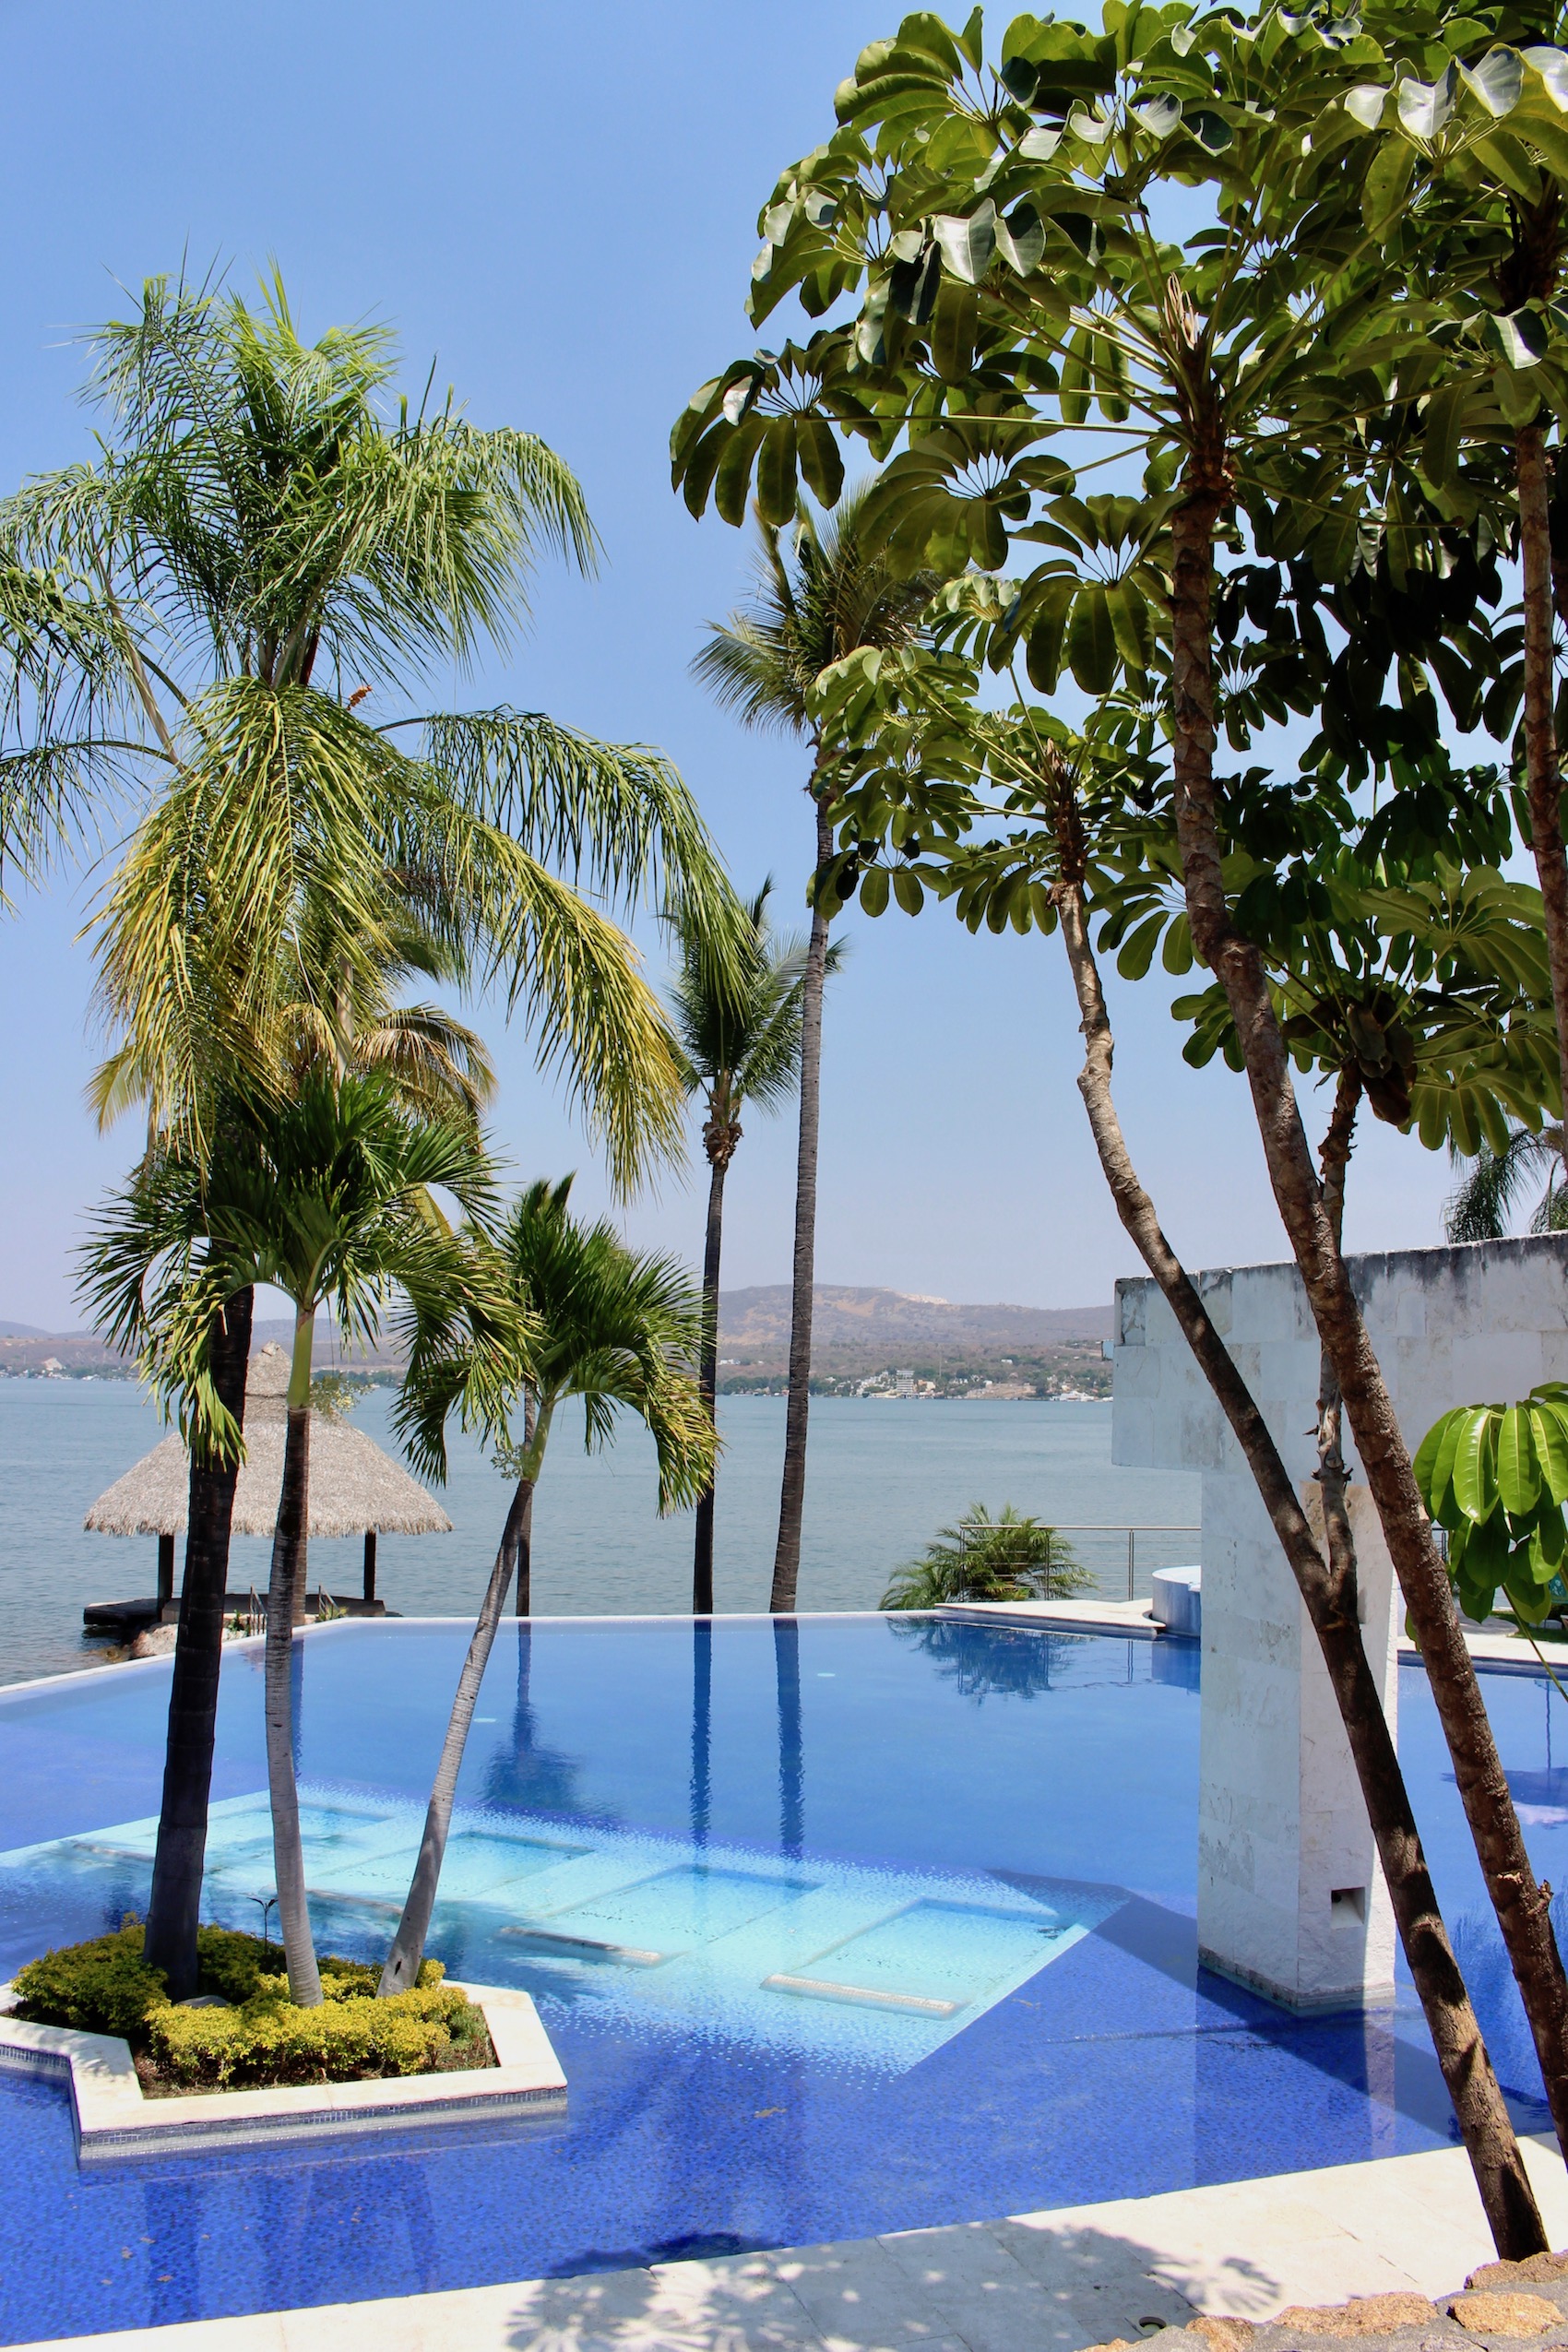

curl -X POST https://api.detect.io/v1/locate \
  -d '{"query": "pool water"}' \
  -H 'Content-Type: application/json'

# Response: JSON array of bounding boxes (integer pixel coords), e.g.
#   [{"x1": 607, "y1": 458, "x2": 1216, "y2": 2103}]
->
[{"x1": 0, "y1": 1614, "x2": 1564, "y2": 2346}]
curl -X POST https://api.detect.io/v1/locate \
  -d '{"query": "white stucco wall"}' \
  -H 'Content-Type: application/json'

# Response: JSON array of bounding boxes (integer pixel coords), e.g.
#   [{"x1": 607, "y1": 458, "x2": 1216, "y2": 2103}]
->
[{"x1": 1112, "y1": 1235, "x2": 1568, "y2": 2012}]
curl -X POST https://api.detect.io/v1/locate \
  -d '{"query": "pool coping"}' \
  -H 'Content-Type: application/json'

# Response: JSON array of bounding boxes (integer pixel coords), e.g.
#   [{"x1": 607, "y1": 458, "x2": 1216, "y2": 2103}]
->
[{"x1": 0, "y1": 1979, "x2": 565, "y2": 2160}]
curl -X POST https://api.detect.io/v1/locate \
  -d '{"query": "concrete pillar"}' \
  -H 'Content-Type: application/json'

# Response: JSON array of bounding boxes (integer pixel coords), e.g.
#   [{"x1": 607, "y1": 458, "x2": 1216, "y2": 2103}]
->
[
  {"x1": 1112, "y1": 1234, "x2": 1568, "y2": 2014},
  {"x1": 1196, "y1": 1472, "x2": 1396, "y2": 2010}
]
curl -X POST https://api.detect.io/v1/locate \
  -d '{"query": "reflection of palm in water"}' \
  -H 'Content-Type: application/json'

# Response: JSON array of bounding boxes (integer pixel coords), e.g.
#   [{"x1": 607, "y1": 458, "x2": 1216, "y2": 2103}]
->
[
  {"x1": 480, "y1": 1626, "x2": 597, "y2": 1819},
  {"x1": 887, "y1": 1616, "x2": 1075, "y2": 1702}
]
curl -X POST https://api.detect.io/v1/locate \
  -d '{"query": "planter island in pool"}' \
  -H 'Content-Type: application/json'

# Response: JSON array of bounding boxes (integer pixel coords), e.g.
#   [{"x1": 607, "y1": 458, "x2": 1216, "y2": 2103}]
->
[{"x1": 0, "y1": 1979, "x2": 565, "y2": 2161}]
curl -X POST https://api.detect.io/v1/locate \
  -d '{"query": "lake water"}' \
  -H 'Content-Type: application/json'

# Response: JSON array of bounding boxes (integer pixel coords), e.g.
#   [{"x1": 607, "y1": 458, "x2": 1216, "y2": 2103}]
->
[{"x1": 0, "y1": 1384, "x2": 1199, "y2": 1686}]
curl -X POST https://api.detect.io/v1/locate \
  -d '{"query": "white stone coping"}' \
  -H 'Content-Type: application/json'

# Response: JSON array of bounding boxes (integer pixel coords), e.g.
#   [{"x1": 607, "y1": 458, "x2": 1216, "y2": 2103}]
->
[{"x1": 0, "y1": 1978, "x2": 565, "y2": 2161}]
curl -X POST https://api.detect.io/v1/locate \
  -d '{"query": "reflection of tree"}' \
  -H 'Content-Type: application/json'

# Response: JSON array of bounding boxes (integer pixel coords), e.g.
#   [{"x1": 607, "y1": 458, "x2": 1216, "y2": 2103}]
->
[
  {"x1": 775, "y1": 1617, "x2": 802, "y2": 1860},
  {"x1": 480, "y1": 1624, "x2": 600, "y2": 1817},
  {"x1": 691, "y1": 1621, "x2": 711, "y2": 1848},
  {"x1": 888, "y1": 1617, "x2": 1082, "y2": 1703}
]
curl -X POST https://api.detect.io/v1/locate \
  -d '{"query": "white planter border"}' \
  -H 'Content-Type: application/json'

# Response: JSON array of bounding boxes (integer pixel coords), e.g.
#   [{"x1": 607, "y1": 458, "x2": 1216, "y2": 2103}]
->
[{"x1": 0, "y1": 1979, "x2": 565, "y2": 2161}]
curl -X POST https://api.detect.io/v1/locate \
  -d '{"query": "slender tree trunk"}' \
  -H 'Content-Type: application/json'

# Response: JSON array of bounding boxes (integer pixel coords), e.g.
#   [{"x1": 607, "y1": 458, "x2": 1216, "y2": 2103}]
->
[
  {"x1": 1316, "y1": 1071, "x2": 1361, "y2": 1633},
  {"x1": 380, "y1": 1475, "x2": 533, "y2": 1993},
  {"x1": 144, "y1": 1286, "x2": 254, "y2": 2001},
  {"x1": 265, "y1": 1307, "x2": 321, "y2": 2006},
  {"x1": 1053, "y1": 873, "x2": 1545, "y2": 2254},
  {"x1": 694, "y1": 1117, "x2": 734, "y2": 1614},
  {"x1": 1517, "y1": 421, "x2": 1568, "y2": 1182},
  {"x1": 516, "y1": 1387, "x2": 537, "y2": 1616},
  {"x1": 1166, "y1": 476, "x2": 1568, "y2": 2174},
  {"x1": 772, "y1": 787, "x2": 833, "y2": 1611}
]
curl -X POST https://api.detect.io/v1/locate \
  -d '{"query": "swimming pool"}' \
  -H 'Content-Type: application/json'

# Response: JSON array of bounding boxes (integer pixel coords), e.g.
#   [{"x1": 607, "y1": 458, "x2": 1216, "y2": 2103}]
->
[{"x1": 0, "y1": 1614, "x2": 1563, "y2": 2346}]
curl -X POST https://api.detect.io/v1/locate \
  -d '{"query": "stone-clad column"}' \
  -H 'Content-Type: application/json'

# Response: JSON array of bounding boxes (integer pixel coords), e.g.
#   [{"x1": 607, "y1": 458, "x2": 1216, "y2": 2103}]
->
[{"x1": 1112, "y1": 1234, "x2": 1568, "y2": 2013}]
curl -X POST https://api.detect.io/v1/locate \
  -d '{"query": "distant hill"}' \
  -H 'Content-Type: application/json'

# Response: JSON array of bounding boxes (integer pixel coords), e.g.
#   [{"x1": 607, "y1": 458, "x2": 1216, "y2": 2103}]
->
[
  {"x1": 0, "y1": 1322, "x2": 48, "y2": 1338},
  {"x1": 717, "y1": 1286, "x2": 1111, "y2": 1396},
  {"x1": 720, "y1": 1286, "x2": 1109, "y2": 1348}
]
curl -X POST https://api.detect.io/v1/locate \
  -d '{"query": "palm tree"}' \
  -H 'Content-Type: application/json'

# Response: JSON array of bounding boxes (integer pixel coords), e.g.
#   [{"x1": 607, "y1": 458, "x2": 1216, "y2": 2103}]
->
[
  {"x1": 668, "y1": 881, "x2": 837, "y2": 1610},
  {"x1": 2, "y1": 269, "x2": 731, "y2": 1183},
  {"x1": 84, "y1": 1069, "x2": 494, "y2": 2005},
  {"x1": 1446, "y1": 1125, "x2": 1568, "y2": 1243},
  {"x1": 45, "y1": 269, "x2": 731, "y2": 2006},
  {"x1": 377, "y1": 1176, "x2": 713, "y2": 1991},
  {"x1": 693, "y1": 493, "x2": 932, "y2": 1610},
  {"x1": 882, "y1": 1505, "x2": 1093, "y2": 1610}
]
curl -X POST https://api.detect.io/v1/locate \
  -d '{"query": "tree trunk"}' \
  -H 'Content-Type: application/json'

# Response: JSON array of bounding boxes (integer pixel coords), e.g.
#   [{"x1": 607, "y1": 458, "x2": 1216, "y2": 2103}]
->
[
  {"x1": 264, "y1": 1307, "x2": 321, "y2": 2006},
  {"x1": 1053, "y1": 874, "x2": 1546, "y2": 2255},
  {"x1": 143, "y1": 1285, "x2": 254, "y2": 2002},
  {"x1": 379, "y1": 1474, "x2": 532, "y2": 1993},
  {"x1": 1166, "y1": 481, "x2": 1568, "y2": 2176},
  {"x1": 771, "y1": 788, "x2": 833, "y2": 1611},
  {"x1": 694, "y1": 1140, "x2": 731, "y2": 1614},
  {"x1": 515, "y1": 1387, "x2": 537, "y2": 1617},
  {"x1": 1517, "y1": 421, "x2": 1568, "y2": 1182}
]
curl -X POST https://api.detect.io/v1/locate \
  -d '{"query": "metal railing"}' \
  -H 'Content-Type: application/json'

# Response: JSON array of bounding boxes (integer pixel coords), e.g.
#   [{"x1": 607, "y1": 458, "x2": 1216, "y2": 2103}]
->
[{"x1": 958, "y1": 1523, "x2": 1200, "y2": 1603}]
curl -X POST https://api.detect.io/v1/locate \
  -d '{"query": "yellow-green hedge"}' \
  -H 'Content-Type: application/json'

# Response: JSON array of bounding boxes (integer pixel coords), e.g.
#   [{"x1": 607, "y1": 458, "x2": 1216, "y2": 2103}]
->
[{"x1": 12, "y1": 1921, "x2": 482, "y2": 2090}]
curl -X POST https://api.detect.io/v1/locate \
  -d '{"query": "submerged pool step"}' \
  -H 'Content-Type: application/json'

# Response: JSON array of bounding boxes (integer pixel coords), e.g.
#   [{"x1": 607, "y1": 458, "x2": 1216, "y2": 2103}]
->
[
  {"x1": 498, "y1": 1926, "x2": 668, "y2": 1966},
  {"x1": 762, "y1": 1972, "x2": 961, "y2": 2017}
]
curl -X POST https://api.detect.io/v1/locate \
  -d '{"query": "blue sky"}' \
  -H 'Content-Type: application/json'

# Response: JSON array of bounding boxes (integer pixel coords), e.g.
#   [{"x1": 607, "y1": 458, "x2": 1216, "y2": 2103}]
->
[{"x1": 0, "y1": 0, "x2": 1460, "y2": 1330}]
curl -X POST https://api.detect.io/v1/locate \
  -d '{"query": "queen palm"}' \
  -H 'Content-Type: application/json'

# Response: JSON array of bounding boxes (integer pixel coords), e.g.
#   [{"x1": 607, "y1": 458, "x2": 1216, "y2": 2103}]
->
[
  {"x1": 668, "y1": 880, "x2": 837, "y2": 1610},
  {"x1": 694, "y1": 494, "x2": 931, "y2": 1609},
  {"x1": 2, "y1": 269, "x2": 731, "y2": 1182},
  {"x1": 1447, "y1": 1125, "x2": 1568, "y2": 1242},
  {"x1": 377, "y1": 1175, "x2": 713, "y2": 1992},
  {"x1": 84, "y1": 1067, "x2": 494, "y2": 2005}
]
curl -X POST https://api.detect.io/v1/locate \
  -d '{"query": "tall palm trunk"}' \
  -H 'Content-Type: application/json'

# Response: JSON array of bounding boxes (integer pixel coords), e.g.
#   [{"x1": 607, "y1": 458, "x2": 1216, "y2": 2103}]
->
[
  {"x1": 694, "y1": 1102, "x2": 736, "y2": 1614},
  {"x1": 515, "y1": 1387, "x2": 538, "y2": 1615},
  {"x1": 380, "y1": 1470, "x2": 535, "y2": 1992},
  {"x1": 1054, "y1": 871, "x2": 1544, "y2": 2255},
  {"x1": 264, "y1": 1307, "x2": 322, "y2": 2006},
  {"x1": 1166, "y1": 457, "x2": 1568, "y2": 2180},
  {"x1": 691, "y1": 1619, "x2": 712, "y2": 1847},
  {"x1": 143, "y1": 1285, "x2": 254, "y2": 2000},
  {"x1": 771, "y1": 789, "x2": 832, "y2": 1610}
]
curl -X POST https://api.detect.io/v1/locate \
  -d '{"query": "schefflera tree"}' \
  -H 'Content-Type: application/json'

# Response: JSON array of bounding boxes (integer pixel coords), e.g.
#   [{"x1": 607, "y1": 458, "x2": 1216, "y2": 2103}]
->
[
  {"x1": 667, "y1": 0, "x2": 1568, "y2": 2247},
  {"x1": 807, "y1": 608, "x2": 1559, "y2": 2249}
]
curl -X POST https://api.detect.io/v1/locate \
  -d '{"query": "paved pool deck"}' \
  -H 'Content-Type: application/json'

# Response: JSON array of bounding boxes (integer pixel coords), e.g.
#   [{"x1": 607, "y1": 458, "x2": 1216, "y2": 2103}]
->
[{"x1": 22, "y1": 2133, "x2": 1568, "y2": 2352}]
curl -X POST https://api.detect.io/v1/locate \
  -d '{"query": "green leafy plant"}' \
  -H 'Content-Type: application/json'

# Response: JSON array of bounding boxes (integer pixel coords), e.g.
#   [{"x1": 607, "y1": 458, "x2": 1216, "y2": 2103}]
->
[
  {"x1": 1414, "y1": 1385, "x2": 1568, "y2": 1623},
  {"x1": 882, "y1": 1503, "x2": 1091, "y2": 1609},
  {"x1": 10, "y1": 1921, "x2": 467, "y2": 2089}
]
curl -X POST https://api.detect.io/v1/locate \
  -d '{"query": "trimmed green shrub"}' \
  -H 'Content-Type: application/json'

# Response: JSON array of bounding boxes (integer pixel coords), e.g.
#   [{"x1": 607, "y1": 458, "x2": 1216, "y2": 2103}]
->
[
  {"x1": 148, "y1": 1973, "x2": 483, "y2": 2089},
  {"x1": 11, "y1": 1918, "x2": 167, "y2": 2038},
  {"x1": 10, "y1": 1921, "x2": 477, "y2": 2091}
]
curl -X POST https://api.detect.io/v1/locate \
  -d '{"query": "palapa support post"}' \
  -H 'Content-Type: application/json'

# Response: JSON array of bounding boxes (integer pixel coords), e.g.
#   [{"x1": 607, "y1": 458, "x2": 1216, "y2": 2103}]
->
[
  {"x1": 157, "y1": 1533, "x2": 175, "y2": 1614},
  {"x1": 362, "y1": 1530, "x2": 376, "y2": 1605}
]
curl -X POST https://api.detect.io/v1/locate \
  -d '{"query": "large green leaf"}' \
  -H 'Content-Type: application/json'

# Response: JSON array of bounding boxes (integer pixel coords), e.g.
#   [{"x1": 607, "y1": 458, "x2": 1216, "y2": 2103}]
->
[
  {"x1": 755, "y1": 417, "x2": 800, "y2": 529},
  {"x1": 1420, "y1": 381, "x2": 1467, "y2": 489},
  {"x1": 1362, "y1": 137, "x2": 1415, "y2": 232},
  {"x1": 932, "y1": 202, "x2": 997, "y2": 285},
  {"x1": 1451, "y1": 1404, "x2": 1500, "y2": 1523},
  {"x1": 1497, "y1": 1401, "x2": 1542, "y2": 1514},
  {"x1": 1067, "y1": 583, "x2": 1118, "y2": 695},
  {"x1": 796, "y1": 418, "x2": 844, "y2": 506},
  {"x1": 1530, "y1": 1395, "x2": 1568, "y2": 1503}
]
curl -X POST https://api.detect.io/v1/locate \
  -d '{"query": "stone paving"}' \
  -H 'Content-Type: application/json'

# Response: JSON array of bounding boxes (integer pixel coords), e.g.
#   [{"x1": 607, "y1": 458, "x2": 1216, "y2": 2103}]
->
[{"x1": 19, "y1": 2132, "x2": 1568, "y2": 2352}]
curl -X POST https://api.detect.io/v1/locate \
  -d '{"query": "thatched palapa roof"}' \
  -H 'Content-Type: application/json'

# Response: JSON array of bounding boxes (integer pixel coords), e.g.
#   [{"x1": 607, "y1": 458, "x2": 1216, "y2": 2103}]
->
[{"x1": 84, "y1": 1345, "x2": 452, "y2": 1540}]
